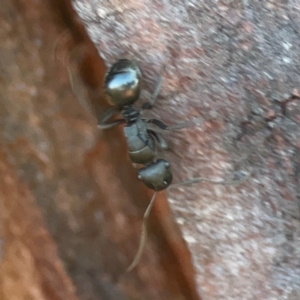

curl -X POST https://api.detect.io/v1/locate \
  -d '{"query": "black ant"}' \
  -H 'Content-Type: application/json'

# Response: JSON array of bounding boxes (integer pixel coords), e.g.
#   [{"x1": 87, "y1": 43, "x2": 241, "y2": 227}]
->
[
  {"x1": 99, "y1": 59, "x2": 174, "y2": 191},
  {"x1": 99, "y1": 59, "x2": 249, "y2": 271}
]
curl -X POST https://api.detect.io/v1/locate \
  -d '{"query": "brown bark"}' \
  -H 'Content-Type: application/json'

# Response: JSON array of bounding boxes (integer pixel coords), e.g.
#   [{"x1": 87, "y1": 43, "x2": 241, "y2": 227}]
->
[
  {"x1": 0, "y1": 150, "x2": 78, "y2": 300},
  {"x1": 0, "y1": 0, "x2": 200, "y2": 299}
]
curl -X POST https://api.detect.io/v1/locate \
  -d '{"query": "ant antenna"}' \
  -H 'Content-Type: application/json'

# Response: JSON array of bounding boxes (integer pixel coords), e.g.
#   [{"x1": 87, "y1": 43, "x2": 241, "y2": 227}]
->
[
  {"x1": 52, "y1": 30, "x2": 69, "y2": 61},
  {"x1": 66, "y1": 48, "x2": 77, "y2": 96},
  {"x1": 65, "y1": 46, "x2": 98, "y2": 118},
  {"x1": 127, "y1": 191, "x2": 158, "y2": 272},
  {"x1": 170, "y1": 171, "x2": 250, "y2": 188}
]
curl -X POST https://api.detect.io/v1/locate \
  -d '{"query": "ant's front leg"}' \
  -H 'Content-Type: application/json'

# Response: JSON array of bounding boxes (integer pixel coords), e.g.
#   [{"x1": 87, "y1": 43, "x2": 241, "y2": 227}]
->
[
  {"x1": 170, "y1": 171, "x2": 250, "y2": 188},
  {"x1": 141, "y1": 75, "x2": 163, "y2": 110},
  {"x1": 98, "y1": 107, "x2": 126, "y2": 129}
]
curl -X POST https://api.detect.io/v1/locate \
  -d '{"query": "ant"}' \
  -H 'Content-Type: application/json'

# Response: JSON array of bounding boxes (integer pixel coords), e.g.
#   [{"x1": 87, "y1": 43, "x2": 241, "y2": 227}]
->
[
  {"x1": 99, "y1": 59, "x2": 249, "y2": 271},
  {"x1": 99, "y1": 59, "x2": 174, "y2": 191}
]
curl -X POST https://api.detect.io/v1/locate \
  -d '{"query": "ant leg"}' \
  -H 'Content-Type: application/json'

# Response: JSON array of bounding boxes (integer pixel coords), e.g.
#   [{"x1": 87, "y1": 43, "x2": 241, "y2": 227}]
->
[
  {"x1": 127, "y1": 192, "x2": 158, "y2": 272},
  {"x1": 147, "y1": 119, "x2": 168, "y2": 129},
  {"x1": 148, "y1": 131, "x2": 169, "y2": 149},
  {"x1": 98, "y1": 107, "x2": 126, "y2": 129},
  {"x1": 141, "y1": 75, "x2": 163, "y2": 110},
  {"x1": 150, "y1": 75, "x2": 163, "y2": 107},
  {"x1": 145, "y1": 116, "x2": 202, "y2": 133},
  {"x1": 167, "y1": 117, "x2": 203, "y2": 130},
  {"x1": 144, "y1": 119, "x2": 169, "y2": 134},
  {"x1": 170, "y1": 171, "x2": 250, "y2": 188}
]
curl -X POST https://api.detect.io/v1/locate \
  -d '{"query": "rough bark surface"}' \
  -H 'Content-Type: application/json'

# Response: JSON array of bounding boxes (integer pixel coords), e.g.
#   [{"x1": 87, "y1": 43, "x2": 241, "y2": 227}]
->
[
  {"x1": 0, "y1": 0, "x2": 200, "y2": 299},
  {"x1": 0, "y1": 150, "x2": 79, "y2": 300},
  {"x1": 72, "y1": 0, "x2": 300, "y2": 300}
]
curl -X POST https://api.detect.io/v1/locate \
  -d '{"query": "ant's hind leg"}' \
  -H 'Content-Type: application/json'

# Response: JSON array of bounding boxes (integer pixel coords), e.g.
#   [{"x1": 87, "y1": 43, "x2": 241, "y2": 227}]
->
[
  {"x1": 127, "y1": 192, "x2": 158, "y2": 271},
  {"x1": 98, "y1": 107, "x2": 126, "y2": 129},
  {"x1": 170, "y1": 171, "x2": 250, "y2": 189}
]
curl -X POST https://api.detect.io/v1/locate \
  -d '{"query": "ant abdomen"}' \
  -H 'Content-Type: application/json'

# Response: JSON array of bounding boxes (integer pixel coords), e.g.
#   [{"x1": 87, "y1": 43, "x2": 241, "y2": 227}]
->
[{"x1": 138, "y1": 159, "x2": 173, "y2": 191}]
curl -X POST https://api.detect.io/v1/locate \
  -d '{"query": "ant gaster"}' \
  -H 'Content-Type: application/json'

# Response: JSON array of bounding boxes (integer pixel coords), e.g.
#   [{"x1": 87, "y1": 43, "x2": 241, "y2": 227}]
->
[{"x1": 99, "y1": 59, "x2": 249, "y2": 271}]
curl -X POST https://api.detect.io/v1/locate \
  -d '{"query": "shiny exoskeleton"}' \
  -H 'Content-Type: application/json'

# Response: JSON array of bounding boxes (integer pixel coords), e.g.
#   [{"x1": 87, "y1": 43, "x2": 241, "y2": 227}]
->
[{"x1": 99, "y1": 59, "x2": 172, "y2": 191}]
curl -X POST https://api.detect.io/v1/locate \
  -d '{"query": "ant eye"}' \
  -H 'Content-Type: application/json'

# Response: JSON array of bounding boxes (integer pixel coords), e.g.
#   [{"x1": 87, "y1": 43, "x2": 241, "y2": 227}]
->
[{"x1": 163, "y1": 180, "x2": 168, "y2": 185}]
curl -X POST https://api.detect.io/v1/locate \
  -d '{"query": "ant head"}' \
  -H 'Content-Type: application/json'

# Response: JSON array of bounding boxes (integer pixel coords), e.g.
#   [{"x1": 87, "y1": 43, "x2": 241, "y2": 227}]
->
[
  {"x1": 138, "y1": 159, "x2": 173, "y2": 191},
  {"x1": 105, "y1": 59, "x2": 142, "y2": 107}
]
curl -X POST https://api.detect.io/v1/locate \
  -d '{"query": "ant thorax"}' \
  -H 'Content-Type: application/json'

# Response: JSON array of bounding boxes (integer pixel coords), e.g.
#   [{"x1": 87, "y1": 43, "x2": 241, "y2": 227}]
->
[{"x1": 121, "y1": 105, "x2": 140, "y2": 124}]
